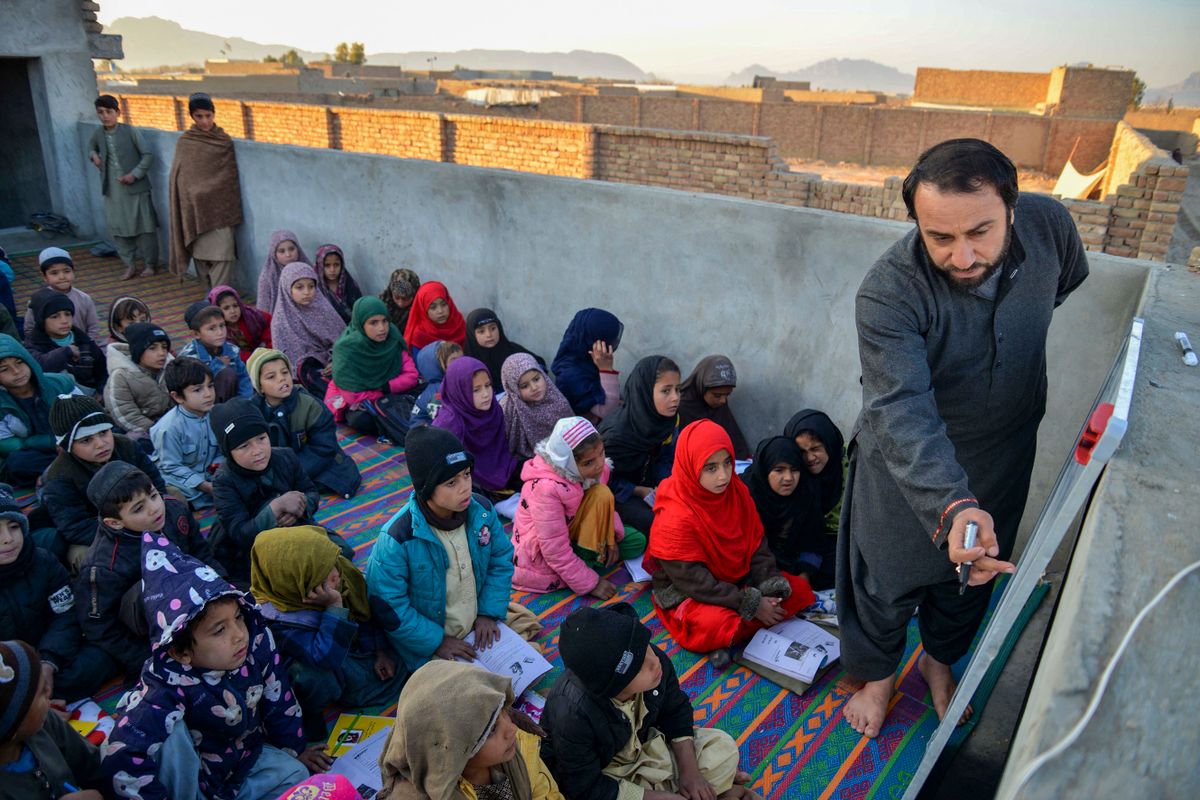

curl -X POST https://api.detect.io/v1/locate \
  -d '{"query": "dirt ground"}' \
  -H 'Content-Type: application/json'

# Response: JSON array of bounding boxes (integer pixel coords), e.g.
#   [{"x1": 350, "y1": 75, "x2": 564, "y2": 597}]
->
[{"x1": 786, "y1": 158, "x2": 1059, "y2": 194}]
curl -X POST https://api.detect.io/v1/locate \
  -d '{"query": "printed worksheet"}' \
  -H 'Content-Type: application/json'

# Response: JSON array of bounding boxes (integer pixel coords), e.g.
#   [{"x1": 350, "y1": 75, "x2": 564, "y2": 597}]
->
[
  {"x1": 460, "y1": 622, "x2": 552, "y2": 698},
  {"x1": 742, "y1": 617, "x2": 840, "y2": 683},
  {"x1": 328, "y1": 727, "x2": 389, "y2": 797}
]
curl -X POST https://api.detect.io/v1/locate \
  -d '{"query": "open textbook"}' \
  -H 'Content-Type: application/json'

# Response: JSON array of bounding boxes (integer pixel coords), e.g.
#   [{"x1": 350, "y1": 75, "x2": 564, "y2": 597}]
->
[
  {"x1": 458, "y1": 621, "x2": 552, "y2": 698},
  {"x1": 328, "y1": 726, "x2": 390, "y2": 798},
  {"x1": 737, "y1": 617, "x2": 840, "y2": 693}
]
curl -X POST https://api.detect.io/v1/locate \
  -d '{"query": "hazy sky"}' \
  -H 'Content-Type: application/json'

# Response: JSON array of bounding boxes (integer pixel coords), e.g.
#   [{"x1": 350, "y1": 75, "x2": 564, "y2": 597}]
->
[{"x1": 98, "y1": 0, "x2": 1196, "y2": 86}]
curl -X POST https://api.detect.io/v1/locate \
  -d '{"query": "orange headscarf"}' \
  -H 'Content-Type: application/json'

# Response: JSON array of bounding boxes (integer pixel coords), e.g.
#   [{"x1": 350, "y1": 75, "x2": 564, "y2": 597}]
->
[
  {"x1": 403, "y1": 281, "x2": 466, "y2": 350},
  {"x1": 648, "y1": 419, "x2": 764, "y2": 584}
]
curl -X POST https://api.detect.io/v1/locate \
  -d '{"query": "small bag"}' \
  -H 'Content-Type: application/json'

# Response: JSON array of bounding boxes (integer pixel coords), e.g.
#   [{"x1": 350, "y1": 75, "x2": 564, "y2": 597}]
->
[{"x1": 364, "y1": 392, "x2": 417, "y2": 444}]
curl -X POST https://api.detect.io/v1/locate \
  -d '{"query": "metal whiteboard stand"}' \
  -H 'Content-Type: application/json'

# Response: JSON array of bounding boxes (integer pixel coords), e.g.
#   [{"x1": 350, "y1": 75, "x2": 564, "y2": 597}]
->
[{"x1": 899, "y1": 317, "x2": 1144, "y2": 800}]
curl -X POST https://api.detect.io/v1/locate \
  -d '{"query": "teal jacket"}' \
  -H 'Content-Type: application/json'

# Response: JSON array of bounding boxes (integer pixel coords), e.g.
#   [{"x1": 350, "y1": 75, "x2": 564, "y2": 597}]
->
[
  {"x1": 365, "y1": 493, "x2": 514, "y2": 672},
  {"x1": 0, "y1": 334, "x2": 75, "y2": 470}
]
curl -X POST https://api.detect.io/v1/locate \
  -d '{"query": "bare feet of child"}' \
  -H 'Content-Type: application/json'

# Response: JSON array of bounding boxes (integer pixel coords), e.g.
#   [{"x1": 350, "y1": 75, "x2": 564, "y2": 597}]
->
[
  {"x1": 843, "y1": 676, "x2": 892, "y2": 738},
  {"x1": 918, "y1": 653, "x2": 973, "y2": 725}
]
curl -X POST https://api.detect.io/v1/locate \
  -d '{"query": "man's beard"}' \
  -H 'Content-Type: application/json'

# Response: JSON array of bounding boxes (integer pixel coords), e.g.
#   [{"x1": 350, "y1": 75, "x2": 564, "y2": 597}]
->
[{"x1": 929, "y1": 223, "x2": 1013, "y2": 293}]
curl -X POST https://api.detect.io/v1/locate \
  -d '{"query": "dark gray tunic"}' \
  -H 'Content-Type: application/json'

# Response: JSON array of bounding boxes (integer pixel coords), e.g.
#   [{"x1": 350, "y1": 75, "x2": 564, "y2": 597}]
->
[{"x1": 839, "y1": 193, "x2": 1088, "y2": 674}]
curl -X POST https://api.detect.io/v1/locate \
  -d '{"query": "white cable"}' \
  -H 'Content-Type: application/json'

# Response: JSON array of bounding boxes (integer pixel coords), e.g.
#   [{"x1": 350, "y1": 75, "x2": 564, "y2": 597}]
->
[{"x1": 1001, "y1": 559, "x2": 1200, "y2": 799}]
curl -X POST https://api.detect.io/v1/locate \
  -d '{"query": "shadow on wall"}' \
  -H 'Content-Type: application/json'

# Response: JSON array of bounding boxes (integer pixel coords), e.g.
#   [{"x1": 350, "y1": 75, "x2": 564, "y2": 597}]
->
[{"x1": 78, "y1": 122, "x2": 1150, "y2": 557}]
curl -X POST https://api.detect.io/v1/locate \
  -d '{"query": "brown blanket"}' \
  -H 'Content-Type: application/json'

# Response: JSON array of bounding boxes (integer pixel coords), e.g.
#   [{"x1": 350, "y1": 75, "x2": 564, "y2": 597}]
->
[{"x1": 168, "y1": 124, "x2": 244, "y2": 276}]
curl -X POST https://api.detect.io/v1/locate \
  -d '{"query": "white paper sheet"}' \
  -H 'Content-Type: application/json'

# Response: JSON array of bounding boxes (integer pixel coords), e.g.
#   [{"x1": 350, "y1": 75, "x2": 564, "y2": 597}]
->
[
  {"x1": 492, "y1": 492, "x2": 521, "y2": 519},
  {"x1": 328, "y1": 727, "x2": 389, "y2": 797},
  {"x1": 642, "y1": 488, "x2": 656, "y2": 507},
  {"x1": 741, "y1": 618, "x2": 840, "y2": 683},
  {"x1": 625, "y1": 553, "x2": 652, "y2": 582},
  {"x1": 459, "y1": 622, "x2": 552, "y2": 698}
]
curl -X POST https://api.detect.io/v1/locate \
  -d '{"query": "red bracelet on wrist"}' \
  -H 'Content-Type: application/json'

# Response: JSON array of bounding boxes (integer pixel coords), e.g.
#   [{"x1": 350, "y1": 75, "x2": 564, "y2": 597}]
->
[{"x1": 934, "y1": 497, "x2": 977, "y2": 542}]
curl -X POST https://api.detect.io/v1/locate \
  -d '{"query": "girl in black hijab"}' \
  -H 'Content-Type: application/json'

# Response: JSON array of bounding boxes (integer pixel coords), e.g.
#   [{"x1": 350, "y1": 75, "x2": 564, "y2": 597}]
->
[
  {"x1": 599, "y1": 355, "x2": 681, "y2": 537},
  {"x1": 743, "y1": 436, "x2": 832, "y2": 588},
  {"x1": 462, "y1": 307, "x2": 543, "y2": 387},
  {"x1": 784, "y1": 409, "x2": 846, "y2": 535}
]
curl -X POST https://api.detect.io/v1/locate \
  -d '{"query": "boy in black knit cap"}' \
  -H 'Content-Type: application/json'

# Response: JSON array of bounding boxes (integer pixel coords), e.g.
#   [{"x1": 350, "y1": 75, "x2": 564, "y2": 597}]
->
[
  {"x1": 0, "y1": 639, "x2": 105, "y2": 800},
  {"x1": 541, "y1": 603, "x2": 754, "y2": 800},
  {"x1": 103, "y1": 321, "x2": 173, "y2": 438},
  {"x1": 40, "y1": 395, "x2": 166, "y2": 569},
  {"x1": 208, "y1": 397, "x2": 351, "y2": 583},
  {"x1": 75, "y1": 461, "x2": 225, "y2": 681},
  {"x1": 0, "y1": 485, "x2": 112, "y2": 702}
]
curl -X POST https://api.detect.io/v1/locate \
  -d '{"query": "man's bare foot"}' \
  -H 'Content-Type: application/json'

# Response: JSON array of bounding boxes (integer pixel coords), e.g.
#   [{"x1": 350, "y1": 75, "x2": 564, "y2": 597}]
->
[
  {"x1": 844, "y1": 676, "x2": 892, "y2": 738},
  {"x1": 918, "y1": 653, "x2": 973, "y2": 725}
]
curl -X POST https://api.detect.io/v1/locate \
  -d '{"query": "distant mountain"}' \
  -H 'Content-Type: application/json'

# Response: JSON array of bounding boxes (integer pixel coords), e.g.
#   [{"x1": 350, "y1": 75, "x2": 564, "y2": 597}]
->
[
  {"x1": 105, "y1": 17, "x2": 328, "y2": 69},
  {"x1": 1145, "y1": 71, "x2": 1200, "y2": 107},
  {"x1": 726, "y1": 58, "x2": 915, "y2": 95},
  {"x1": 368, "y1": 50, "x2": 647, "y2": 81},
  {"x1": 104, "y1": 16, "x2": 648, "y2": 80}
]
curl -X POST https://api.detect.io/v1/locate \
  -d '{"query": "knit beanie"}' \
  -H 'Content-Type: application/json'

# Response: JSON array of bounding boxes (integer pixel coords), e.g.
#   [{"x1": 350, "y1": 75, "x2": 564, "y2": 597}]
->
[
  {"x1": 0, "y1": 484, "x2": 29, "y2": 537},
  {"x1": 0, "y1": 640, "x2": 43, "y2": 744},
  {"x1": 126, "y1": 322, "x2": 171, "y2": 365},
  {"x1": 38, "y1": 247, "x2": 73, "y2": 273},
  {"x1": 209, "y1": 397, "x2": 269, "y2": 457},
  {"x1": 184, "y1": 301, "x2": 220, "y2": 331},
  {"x1": 246, "y1": 347, "x2": 291, "y2": 394},
  {"x1": 49, "y1": 394, "x2": 114, "y2": 449},
  {"x1": 86, "y1": 461, "x2": 147, "y2": 515},
  {"x1": 31, "y1": 289, "x2": 75, "y2": 326},
  {"x1": 559, "y1": 602, "x2": 652, "y2": 698},
  {"x1": 188, "y1": 92, "x2": 215, "y2": 115},
  {"x1": 405, "y1": 425, "x2": 474, "y2": 501}
]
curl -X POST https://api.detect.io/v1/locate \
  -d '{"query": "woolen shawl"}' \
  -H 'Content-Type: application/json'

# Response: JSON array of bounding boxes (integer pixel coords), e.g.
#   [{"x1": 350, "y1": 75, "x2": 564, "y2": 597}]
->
[
  {"x1": 168, "y1": 124, "x2": 243, "y2": 276},
  {"x1": 677, "y1": 354, "x2": 750, "y2": 459},
  {"x1": 433, "y1": 356, "x2": 518, "y2": 491},
  {"x1": 314, "y1": 243, "x2": 363, "y2": 307},
  {"x1": 404, "y1": 281, "x2": 466, "y2": 350},
  {"x1": 598, "y1": 355, "x2": 676, "y2": 476},
  {"x1": 257, "y1": 229, "x2": 310, "y2": 312},
  {"x1": 550, "y1": 308, "x2": 622, "y2": 414},
  {"x1": 270, "y1": 262, "x2": 346, "y2": 369},
  {"x1": 784, "y1": 409, "x2": 846, "y2": 515},
  {"x1": 648, "y1": 419, "x2": 764, "y2": 584},
  {"x1": 332, "y1": 296, "x2": 407, "y2": 392},
  {"x1": 500, "y1": 352, "x2": 572, "y2": 460}
]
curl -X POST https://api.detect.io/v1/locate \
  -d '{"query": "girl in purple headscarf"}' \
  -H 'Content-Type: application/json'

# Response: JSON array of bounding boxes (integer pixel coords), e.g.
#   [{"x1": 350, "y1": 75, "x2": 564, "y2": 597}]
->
[
  {"x1": 313, "y1": 243, "x2": 362, "y2": 322},
  {"x1": 257, "y1": 229, "x2": 310, "y2": 313},
  {"x1": 270, "y1": 262, "x2": 347, "y2": 396},
  {"x1": 433, "y1": 356, "x2": 520, "y2": 496}
]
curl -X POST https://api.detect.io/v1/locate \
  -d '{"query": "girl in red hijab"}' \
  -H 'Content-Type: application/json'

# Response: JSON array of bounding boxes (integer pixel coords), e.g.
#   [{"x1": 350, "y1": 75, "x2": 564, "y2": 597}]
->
[
  {"x1": 648, "y1": 419, "x2": 815, "y2": 667},
  {"x1": 403, "y1": 281, "x2": 466, "y2": 351}
]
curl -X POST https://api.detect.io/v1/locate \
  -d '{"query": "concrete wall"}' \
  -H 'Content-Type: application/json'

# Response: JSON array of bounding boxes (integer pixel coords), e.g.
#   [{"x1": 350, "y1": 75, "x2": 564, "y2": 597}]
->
[
  {"x1": 914, "y1": 68, "x2": 1051, "y2": 110},
  {"x1": 0, "y1": 0, "x2": 102, "y2": 234},
  {"x1": 79, "y1": 122, "x2": 1149, "y2": 553}
]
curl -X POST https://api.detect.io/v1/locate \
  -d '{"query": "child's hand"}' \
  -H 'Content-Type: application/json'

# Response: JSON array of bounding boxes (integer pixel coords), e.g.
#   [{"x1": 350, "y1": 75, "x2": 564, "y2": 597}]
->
[
  {"x1": 68, "y1": 345, "x2": 81, "y2": 361},
  {"x1": 676, "y1": 768, "x2": 717, "y2": 800},
  {"x1": 297, "y1": 744, "x2": 333, "y2": 773},
  {"x1": 62, "y1": 791, "x2": 105, "y2": 800},
  {"x1": 754, "y1": 596, "x2": 787, "y2": 626},
  {"x1": 321, "y1": 362, "x2": 334, "y2": 378},
  {"x1": 197, "y1": 480, "x2": 213, "y2": 495},
  {"x1": 373, "y1": 649, "x2": 397, "y2": 681},
  {"x1": 590, "y1": 340, "x2": 615, "y2": 371},
  {"x1": 604, "y1": 544, "x2": 620, "y2": 568},
  {"x1": 435, "y1": 635, "x2": 477, "y2": 661},
  {"x1": 90, "y1": 152, "x2": 102, "y2": 169},
  {"x1": 304, "y1": 577, "x2": 342, "y2": 609},
  {"x1": 472, "y1": 616, "x2": 500, "y2": 650},
  {"x1": 590, "y1": 578, "x2": 617, "y2": 600},
  {"x1": 282, "y1": 490, "x2": 308, "y2": 517},
  {"x1": 118, "y1": 173, "x2": 136, "y2": 185}
]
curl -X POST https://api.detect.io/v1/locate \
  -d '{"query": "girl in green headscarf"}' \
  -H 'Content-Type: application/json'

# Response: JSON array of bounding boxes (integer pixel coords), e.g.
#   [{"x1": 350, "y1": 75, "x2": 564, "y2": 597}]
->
[
  {"x1": 249, "y1": 526, "x2": 406, "y2": 743},
  {"x1": 378, "y1": 660, "x2": 564, "y2": 800},
  {"x1": 324, "y1": 295, "x2": 420, "y2": 434}
]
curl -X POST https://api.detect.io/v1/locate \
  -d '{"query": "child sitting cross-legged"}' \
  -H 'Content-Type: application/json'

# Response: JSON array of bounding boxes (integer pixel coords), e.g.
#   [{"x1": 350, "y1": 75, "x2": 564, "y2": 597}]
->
[
  {"x1": 512, "y1": 417, "x2": 646, "y2": 600},
  {"x1": 0, "y1": 335, "x2": 75, "y2": 491},
  {"x1": 0, "y1": 485, "x2": 111, "y2": 702},
  {"x1": 208, "y1": 397, "x2": 353, "y2": 585},
  {"x1": 101, "y1": 536, "x2": 325, "y2": 800},
  {"x1": 150, "y1": 356, "x2": 222, "y2": 509},
  {"x1": 179, "y1": 301, "x2": 253, "y2": 403},
  {"x1": 0, "y1": 640, "x2": 106, "y2": 800},
  {"x1": 542, "y1": 603, "x2": 759, "y2": 800},
  {"x1": 378, "y1": 660, "x2": 564, "y2": 800},
  {"x1": 247, "y1": 347, "x2": 361, "y2": 499},
  {"x1": 76, "y1": 462, "x2": 226, "y2": 684},
  {"x1": 249, "y1": 526, "x2": 405, "y2": 742},
  {"x1": 366, "y1": 425, "x2": 520, "y2": 675},
  {"x1": 24, "y1": 288, "x2": 107, "y2": 395},
  {"x1": 103, "y1": 322, "x2": 173, "y2": 440},
  {"x1": 41, "y1": 395, "x2": 167, "y2": 567}
]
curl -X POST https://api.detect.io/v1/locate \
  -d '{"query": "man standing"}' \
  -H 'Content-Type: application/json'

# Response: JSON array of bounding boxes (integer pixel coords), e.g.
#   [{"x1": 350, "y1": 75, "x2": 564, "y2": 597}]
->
[
  {"x1": 88, "y1": 95, "x2": 160, "y2": 280},
  {"x1": 839, "y1": 139, "x2": 1089, "y2": 738},
  {"x1": 168, "y1": 92, "x2": 243, "y2": 290}
]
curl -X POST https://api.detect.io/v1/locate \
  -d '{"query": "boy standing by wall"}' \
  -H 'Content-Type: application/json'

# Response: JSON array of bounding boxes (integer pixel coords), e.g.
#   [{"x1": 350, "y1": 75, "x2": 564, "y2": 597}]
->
[{"x1": 88, "y1": 94, "x2": 160, "y2": 281}]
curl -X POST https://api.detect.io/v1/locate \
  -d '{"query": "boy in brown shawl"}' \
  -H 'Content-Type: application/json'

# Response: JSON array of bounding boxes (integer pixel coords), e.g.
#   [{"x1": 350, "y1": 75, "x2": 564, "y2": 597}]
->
[{"x1": 168, "y1": 93, "x2": 243, "y2": 290}]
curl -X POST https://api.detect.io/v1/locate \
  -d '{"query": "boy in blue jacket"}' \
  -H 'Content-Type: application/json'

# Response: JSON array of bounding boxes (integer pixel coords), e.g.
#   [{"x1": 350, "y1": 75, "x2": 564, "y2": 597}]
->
[
  {"x1": 366, "y1": 425, "x2": 515, "y2": 674},
  {"x1": 101, "y1": 534, "x2": 323, "y2": 800},
  {"x1": 178, "y1": 302, "x2": 252, "y2": 403}
]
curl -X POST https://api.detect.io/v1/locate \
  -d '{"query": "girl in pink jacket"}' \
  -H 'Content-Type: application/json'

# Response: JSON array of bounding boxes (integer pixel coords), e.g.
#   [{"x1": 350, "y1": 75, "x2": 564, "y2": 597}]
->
[{"x1": 512, "y1": 417, "x2": 647, "y2": 599}]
